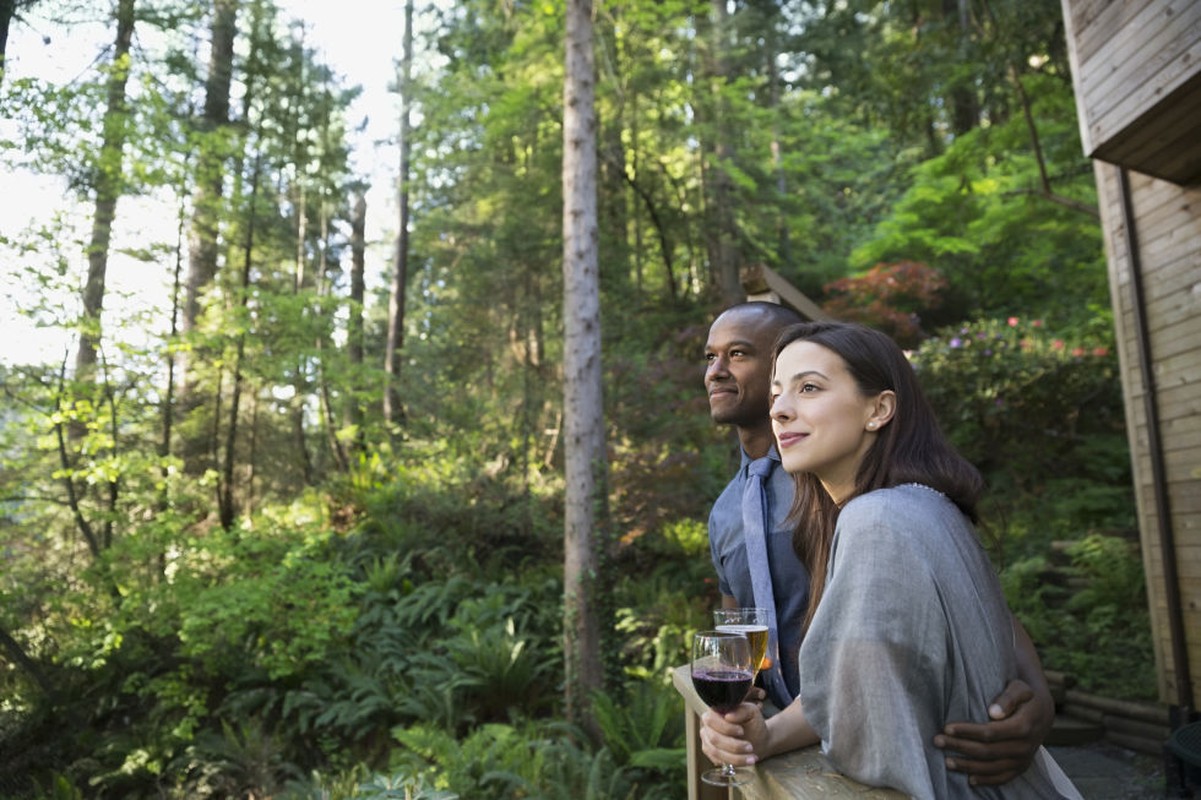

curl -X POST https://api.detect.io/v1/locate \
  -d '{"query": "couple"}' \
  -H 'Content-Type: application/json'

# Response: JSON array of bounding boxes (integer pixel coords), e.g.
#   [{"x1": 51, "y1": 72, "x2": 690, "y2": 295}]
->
[{"x1": 701, "y1": 304, "x2": 1080, "y2": 798}]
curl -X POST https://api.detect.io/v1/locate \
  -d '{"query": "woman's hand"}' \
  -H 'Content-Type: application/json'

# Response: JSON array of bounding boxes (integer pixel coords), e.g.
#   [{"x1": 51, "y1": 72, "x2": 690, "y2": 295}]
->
[{"x1": 699, "y1": 702, "x2": 769, "y2": 767}]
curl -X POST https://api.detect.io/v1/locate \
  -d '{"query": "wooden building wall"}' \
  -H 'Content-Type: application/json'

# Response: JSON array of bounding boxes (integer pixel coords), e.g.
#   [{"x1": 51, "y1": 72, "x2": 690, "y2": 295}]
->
[
  {"x1": 1061, "y1": 0, "x2": 1201, "y2": 709},
  {"x1": 1094, "y1": 164, "x2": 1201, "y2": 706},
  {"x1": 1063, "y1": 0, "x2": 1201, "y2": 185}
]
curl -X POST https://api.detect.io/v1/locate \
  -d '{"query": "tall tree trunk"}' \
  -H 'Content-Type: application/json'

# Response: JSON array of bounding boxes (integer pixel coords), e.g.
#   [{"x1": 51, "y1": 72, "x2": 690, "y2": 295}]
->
[
  {"x1": 0, "y1": 0, "x2": 11, "y2": 79},
  {"x1": 180, "y1": 0, "x2": 238, "y2": 475},
  {"x1": 945, "y1": 0, "x2": 978, "y2": 135},
  {"x1": 629, "y1": 92, "x2": 644, "y2": 294},
  {"x1": 161, "y1": 180, "x2": 187, "y2": 489},
  {"x1": 383, "y1": 0, "x2": 414, "y2": 428},
  {"x1": 74, "y1": 0, "x2": 135, "y2": 384},
  {"x1": 562, "y1": 0, "x2": 606, "y2": 741},
  {"x1": 765, "y1": 19, "x2": 791, "y2": 268},
  {"x1": 0, "y1": 0, "x2": 15, "y2": 83},
  {"x1": 699, "y1": 0, "x2": 742, "y2": 305},
  {"x1": 289, "y1": 124, "x2": 314, "y2": 486},
  {"x1": 218, "y1": 153, "x2": 261, "y2": 531},
  {"x1": 597, "y1": 13, "x2": 630, "y2": 301},
  {"x1": 0, "y1": 0, "x2": 39, "y2": 84},
  {"x1": 315, "y1": 197, "x2": 349, "y2": 473},
  {"x1": 344, "y1": 190, "x2": 366, "y2": 448}
]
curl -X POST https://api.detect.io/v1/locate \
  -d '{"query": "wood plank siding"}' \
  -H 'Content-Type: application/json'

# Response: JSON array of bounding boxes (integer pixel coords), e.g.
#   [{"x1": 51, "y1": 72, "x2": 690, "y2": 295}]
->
[
  {"x1": 1062, "y1": 0, "x2": 1201, "y2": 708},
  {"x1": 1062, "y1": 0, "x2": 1201, "y2": 184},
  {"x1": 1092, "y1": 159, "x2": 1201, "y2": 705}
]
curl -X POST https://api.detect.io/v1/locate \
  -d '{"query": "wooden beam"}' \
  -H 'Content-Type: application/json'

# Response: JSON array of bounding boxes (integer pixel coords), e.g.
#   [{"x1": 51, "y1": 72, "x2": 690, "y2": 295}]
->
[{"x1": 739, "y1": 264, "x2": 831, "y2": 321}]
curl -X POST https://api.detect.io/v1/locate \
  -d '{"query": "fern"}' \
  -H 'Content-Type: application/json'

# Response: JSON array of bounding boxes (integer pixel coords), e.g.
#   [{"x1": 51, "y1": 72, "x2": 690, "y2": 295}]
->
[{"x1": 591, "y1": 681, "x2": 684, "y2": 766}]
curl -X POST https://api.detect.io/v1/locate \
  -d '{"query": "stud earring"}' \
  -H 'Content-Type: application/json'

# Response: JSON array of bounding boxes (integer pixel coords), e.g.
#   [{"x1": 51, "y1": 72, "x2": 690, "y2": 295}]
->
[{"x1": 867, "y1": 422, "x2": 877, "y2": 430}]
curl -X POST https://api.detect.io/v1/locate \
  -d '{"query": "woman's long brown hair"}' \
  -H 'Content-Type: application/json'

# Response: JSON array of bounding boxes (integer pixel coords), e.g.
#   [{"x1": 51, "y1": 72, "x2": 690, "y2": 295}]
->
[{"x1": 772, "y1": 322, "x2": 984, "y2": 633}]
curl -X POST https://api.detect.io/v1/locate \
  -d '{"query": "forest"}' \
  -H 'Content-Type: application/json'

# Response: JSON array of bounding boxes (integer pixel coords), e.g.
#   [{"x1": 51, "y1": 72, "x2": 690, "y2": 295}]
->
[{"x1": 0, "y1": 0, "x2": 1151, "y2": 798}]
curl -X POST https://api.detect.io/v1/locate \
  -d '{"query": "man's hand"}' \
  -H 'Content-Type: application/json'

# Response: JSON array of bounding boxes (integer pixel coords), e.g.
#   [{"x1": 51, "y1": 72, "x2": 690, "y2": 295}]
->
[{"x1": 933, "y1": 678, "x2": 1055, "y2": 785}]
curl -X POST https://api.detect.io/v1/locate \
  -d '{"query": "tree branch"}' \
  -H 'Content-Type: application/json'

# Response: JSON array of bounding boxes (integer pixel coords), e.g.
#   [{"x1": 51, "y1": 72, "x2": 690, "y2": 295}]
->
[
  {"x1": 53, "y1": 361, "x2": 102, "y2": 561},
  {"x1": 981, "y1": 0, "x2": 1099, "y2": 220},
  {"x1": 0, "y1": 625, "x2": 52, "y2": 697},
  {"x1": 604, "y1": 149, "x2": 678, "y2": 298}
]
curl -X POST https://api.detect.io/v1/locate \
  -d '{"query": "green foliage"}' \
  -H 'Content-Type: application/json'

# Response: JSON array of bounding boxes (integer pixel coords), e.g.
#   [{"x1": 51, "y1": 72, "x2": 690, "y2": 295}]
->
[
  {"x1": 0, "y1": 0, "x2": 1158, "y2": 794},
  {"x1": 354, "y1": 452, "x2": 564, "y2": 583},
  {"x1": 592, "y1": 680, "x2": 685, "y2": 772},
  {"x1": 388, "y1": 721, "x2": 658, "y2": 800},
  {"x1": 167, "y1": 719, "x2": 306, "y2": 799},
  {"x1": 348, "y1": 773, "x2": 459, "y2": 800},
  {"x1": 28, "y1": 775, "x2": 84, "y2": 800},
  {"x1": 913, "y1": 315, "x2": 1131, "y2": 558},
  {"x1": 848, "y1": 75, "x2": 1104, "y2": 330},
  {"x1": 1001, "y1": 535, "x2": 1154, "y2": 700},
  {"x1": 168, "y1": 530, "x2": 359, "y2": 681}
]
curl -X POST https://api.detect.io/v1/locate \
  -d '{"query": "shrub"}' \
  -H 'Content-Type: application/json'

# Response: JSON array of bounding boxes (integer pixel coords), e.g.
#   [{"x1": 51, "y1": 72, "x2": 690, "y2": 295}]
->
[
  {"x1": 1001, "y1": 534, "x2": 1155, "y2": 700},
  {"x1": 387, "y1": 720, "x2": 663, "y2": 800},
  {"x1": 913, "y1": 315, "x2": 1131, "y2": 557}
]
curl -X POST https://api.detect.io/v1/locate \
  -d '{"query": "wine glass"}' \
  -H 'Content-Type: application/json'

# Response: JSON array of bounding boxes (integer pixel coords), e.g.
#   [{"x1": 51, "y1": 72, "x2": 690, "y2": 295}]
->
[
  {"x1": 690, "y1": 629, "x2": 755, "y2": 787},
  {"x1": 714, "y1": 607, "x2": 771, "y2": 676}
]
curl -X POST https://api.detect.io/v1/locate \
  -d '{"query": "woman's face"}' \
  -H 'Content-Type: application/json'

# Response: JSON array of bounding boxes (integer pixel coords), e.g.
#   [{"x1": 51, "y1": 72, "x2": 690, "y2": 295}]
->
[{"x1": 769, "y1": 339, "x2": 889, "y2": 504}]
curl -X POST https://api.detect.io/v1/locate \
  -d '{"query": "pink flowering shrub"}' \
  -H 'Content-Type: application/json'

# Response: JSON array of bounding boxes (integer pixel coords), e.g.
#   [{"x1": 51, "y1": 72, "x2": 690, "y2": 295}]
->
[{"x1": 912, "y1": 316, "x2": 1130, "y2": 548}]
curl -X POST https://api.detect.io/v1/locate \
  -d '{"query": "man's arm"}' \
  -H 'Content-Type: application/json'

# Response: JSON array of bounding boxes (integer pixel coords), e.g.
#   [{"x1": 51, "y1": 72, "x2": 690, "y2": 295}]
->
[{"x1": 934, "y1": 616, "x2": 1055, "y2": 785}]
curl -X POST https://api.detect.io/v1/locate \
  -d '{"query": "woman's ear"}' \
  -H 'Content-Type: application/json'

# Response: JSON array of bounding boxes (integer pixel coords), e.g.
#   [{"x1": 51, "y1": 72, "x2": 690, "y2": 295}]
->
[{"x1": 866, "y1": 390, "x2": 896, "y2": 431}]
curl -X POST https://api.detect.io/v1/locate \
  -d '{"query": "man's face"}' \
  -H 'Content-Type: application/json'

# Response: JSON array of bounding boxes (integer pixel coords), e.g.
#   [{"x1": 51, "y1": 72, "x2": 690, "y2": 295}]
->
[{"x1": 704, "y1": 309, "x2": 777, "y2": 429}]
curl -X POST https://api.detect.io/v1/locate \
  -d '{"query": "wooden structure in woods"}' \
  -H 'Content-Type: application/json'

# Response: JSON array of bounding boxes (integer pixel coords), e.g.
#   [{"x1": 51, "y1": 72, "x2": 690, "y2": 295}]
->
[
  {"x1": 1059, "y1": 0, "x2": 1201, "y2": 727},
  {"x1": 740, "y1": 263, "x2": 831, "y2": 322}
]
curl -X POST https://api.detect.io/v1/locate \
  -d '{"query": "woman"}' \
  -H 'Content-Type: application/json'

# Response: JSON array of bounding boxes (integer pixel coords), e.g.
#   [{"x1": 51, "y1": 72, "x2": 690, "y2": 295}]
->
[{"x1": 699, "y1": 321, "x2": 1079, "y2": 799}]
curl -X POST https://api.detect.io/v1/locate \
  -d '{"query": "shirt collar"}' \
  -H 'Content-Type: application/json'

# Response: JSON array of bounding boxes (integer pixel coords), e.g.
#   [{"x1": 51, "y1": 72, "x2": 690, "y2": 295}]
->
[{"x1": 740, "y1": 444, "x2": 782, "y2": 473}]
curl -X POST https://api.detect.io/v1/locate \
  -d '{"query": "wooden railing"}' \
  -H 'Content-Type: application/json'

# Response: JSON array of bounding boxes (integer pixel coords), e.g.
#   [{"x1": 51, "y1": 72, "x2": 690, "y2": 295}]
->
[{"x1": 671, "y1": 665, "x2": 905, "y2": 799}]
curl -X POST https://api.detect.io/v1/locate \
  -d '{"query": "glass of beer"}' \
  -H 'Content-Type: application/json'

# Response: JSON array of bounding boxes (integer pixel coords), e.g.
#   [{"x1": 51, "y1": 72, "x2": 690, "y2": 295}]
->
[{"x1": 714, "y1": 607, "x2": 770, "y2": 675}]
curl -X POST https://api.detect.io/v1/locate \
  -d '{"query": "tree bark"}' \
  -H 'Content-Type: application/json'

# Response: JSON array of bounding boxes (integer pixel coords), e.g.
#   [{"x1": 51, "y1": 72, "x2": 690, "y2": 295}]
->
[
  {"x1": 765, "y1": 18, "x2": 791, "y2": 268},
  {"x1": 0, "y1": 0, "x2": 15, "y2": 83},
  {"x1": 73, "y1": 0, "x2": 135, "y2": 384},
  {"x1": 345, "y1": 190, "x2": 366, "y2": 448},
  {"x1": 562, "y1": 0, "x2": 606, "y2": 741},
  {"x1": 699, "y1": 0, "x2": 742, "y2": 305},
  {"x1": 180, "y1": 0, "x2": 238, "y2": 475},
  {"x1": 161, "y1": 179, "x2": 187, "y2": 491},
  {"x1": 384, "y1": 0, "x2": 414, "y2": 428},
  {"x1": 218, "y1": 152, "x2": 261, "y2": 531},
  {"x1": 945, "y1": 0, "x2": 978, "y2": 135},
  {"x1": 0, "y1": 0, "x2": 39, "y2": 85}
]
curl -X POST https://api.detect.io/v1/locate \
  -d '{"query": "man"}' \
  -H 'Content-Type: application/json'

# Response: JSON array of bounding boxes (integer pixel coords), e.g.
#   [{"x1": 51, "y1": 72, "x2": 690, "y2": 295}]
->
[{"x1": 704, "y1": 301, "x2": 1055, "y2": 785}]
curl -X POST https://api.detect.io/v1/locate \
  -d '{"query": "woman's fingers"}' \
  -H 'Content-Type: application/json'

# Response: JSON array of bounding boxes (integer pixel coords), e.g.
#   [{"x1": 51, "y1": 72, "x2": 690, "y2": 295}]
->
[{"x1": 700, "y1": 707, "x2": 759, "y2": 766}]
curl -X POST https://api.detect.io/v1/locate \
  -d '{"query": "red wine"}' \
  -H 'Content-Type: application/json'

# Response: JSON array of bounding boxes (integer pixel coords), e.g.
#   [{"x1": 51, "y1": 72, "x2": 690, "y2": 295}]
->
[{"x1": 692, "y1": 669, "x2": 752, "y2": 711}]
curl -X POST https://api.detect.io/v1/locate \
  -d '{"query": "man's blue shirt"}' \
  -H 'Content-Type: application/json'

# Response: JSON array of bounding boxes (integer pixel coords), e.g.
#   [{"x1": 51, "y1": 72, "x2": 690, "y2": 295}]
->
[{"x1": 708, "y1": 446, "x2": 810, "y2": 708}]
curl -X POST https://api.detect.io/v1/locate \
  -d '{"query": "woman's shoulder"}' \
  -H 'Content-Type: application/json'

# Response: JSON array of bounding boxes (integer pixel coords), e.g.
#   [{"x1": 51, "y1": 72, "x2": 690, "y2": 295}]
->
[
  {"x1": 841, "y1": 483, "x2": 952, "y2": 522},
  {"x1": 826, "y1": 488, "x2": 942, "y2": 583},
  {"x1": 837, "y1": 485, "x2": 957, "y2": 546}
]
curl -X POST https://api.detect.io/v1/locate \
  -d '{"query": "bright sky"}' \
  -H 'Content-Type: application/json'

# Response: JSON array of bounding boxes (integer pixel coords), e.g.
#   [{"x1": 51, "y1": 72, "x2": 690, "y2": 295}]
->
[{"x1": 0, "y1": 1, "x2": 407, "y2": 368}]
